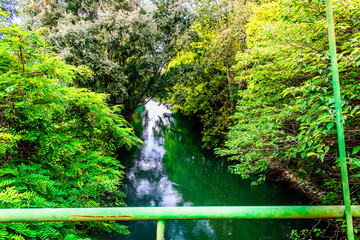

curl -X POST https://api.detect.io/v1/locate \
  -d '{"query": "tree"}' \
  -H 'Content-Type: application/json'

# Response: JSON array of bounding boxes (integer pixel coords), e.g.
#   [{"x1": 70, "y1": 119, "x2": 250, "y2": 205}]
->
[
  {"x1": 164, "y1": 0, "x2": 250, "y2": 149},
  {"x1": 194, "y1": 0, "x2": 248, "y2": 97},
  {"x1": 22, "y1": 0, "x2": 193, "y2": 118},
  {"x1": 217, "y1": 0, "x2": 360, "y2": 211},
  {"x1": 0, "y1": 24, "x2": 141, "y2": 239}
]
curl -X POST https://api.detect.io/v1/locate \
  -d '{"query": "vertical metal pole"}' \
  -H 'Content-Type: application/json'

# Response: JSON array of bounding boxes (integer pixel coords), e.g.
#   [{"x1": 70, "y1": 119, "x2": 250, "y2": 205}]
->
[
  {"x1": 325, "y1": 0, "x2": 354, "y2": 239},
  {"x1": 156, "y1": 220, "x2": 165, "y2": 240}
]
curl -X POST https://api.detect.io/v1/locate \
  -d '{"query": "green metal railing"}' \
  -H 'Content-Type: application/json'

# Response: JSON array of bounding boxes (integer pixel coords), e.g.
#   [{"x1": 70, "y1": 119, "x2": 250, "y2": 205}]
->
[
  {"x1": 326, "y1": 0, "x2": 354, "y2": 238},
  {"x1": 2, "y1": 206, "x2": 360, "y2": 222},
  {"x1": 1, "y1": 0, "x2": 356, "y2": 239},
  {"x1": 0, "y1": 206, "x2": 358, "y2": 238}
]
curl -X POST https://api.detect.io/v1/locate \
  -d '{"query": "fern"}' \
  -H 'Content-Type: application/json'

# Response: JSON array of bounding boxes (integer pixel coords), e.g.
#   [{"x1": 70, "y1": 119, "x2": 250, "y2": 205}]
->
[
  {"x1": 8, "y1": 223, "x2": 36, "y2": 238},
  {"x1": 8, "y1": 234, "x2": 26, "y2": 240},
  {"x1": 0, "y1": 25, "x2": 142, "y2": 239},
  {"x1": 0, "y1": 180, "x2": 17, "y2": 188}
]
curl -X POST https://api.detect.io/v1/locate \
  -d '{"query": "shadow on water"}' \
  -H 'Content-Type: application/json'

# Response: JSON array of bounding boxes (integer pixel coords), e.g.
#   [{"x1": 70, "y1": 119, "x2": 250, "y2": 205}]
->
[{"x1": 98, "y1": 101, "x2": 317, "y2": 240}]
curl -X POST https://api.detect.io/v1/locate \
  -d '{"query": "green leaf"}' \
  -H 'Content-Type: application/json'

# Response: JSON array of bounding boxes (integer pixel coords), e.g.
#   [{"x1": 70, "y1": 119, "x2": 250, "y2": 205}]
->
[
  {"x1": 5, "y1": 84, "x2": 17, "y2": 93},
  {"x1": 307, "y1": 152, "x2": 316, "y2": 157},
  {"x1": 352, "y1": 146, "x2": 360, "y2": 155},
  {"x1": 350, "y1": 106, "x2": 359, "y2": 115},
  {"x1": 326, "y1": 122, "x2": 334, "y2": 129}
]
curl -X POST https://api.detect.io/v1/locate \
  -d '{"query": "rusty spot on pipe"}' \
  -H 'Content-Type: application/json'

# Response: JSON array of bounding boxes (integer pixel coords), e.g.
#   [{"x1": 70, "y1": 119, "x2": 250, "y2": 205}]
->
[
  {"x1": 106, "y1": 215, "x2": 131, "y2": 218},
  {"x1": 70, "y1": 215, "x2": 104, "y2": 219}
]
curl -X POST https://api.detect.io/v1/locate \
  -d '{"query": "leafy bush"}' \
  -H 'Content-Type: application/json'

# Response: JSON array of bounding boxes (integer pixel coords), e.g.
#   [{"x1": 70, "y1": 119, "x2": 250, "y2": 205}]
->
[
  {"x1": 0, "y1": 25, "x2": 141, "y2": 239},
  {"x1": 217, "y1": 0, "x2": 360, "y2": 203}
]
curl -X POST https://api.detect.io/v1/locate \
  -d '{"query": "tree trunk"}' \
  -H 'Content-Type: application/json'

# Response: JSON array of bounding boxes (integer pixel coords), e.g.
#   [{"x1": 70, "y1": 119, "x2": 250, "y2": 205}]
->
[{"x1": 224, "y1": 47, "x2": 232, "y2": 97}]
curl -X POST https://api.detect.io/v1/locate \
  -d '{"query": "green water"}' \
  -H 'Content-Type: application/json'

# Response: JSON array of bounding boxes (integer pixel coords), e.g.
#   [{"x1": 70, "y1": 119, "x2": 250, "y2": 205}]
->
[{"x1": 104, "y1": 101, "x2": 316, "y2": 240}]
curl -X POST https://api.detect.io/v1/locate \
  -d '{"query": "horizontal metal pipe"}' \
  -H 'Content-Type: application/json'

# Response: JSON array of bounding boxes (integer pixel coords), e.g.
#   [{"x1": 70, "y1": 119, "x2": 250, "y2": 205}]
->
[{"x1": 0, "y1": 206, "x2": 359, "y2": 222}]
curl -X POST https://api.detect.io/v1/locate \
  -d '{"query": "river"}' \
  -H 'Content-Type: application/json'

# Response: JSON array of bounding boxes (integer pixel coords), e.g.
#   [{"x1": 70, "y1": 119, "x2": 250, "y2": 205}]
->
[{"x1": 101, "y1": 101, "x2": 316, "y2": 240}]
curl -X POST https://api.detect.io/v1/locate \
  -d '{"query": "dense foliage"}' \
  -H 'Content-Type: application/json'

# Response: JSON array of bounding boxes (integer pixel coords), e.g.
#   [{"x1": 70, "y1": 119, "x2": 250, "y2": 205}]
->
[
  {"x1": 0, "y1": 0, "x2": 17, "y2": 22},
  {"x1": 166, "y1": 0, "x2": 360, "y2": 237},
  {"x1": 217, "y1": 0, "x2": 360, "y2": 201},
  {"x1": 0, "y1": 24, "x2": 141, "y2": 239},
  {"x1": 22, "y1": 0, "x2": 193, "y2": 118},
  {"x1": 2, "y1": 0, "x2": 360, "y2": 238},
  {"x1": 165, "y1": 0, "x2": 250, "y2": 149}
]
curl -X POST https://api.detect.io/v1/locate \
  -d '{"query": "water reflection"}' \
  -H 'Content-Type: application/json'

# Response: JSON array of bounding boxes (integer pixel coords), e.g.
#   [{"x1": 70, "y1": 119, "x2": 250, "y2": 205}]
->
[
  {"x1": 103, "y1": 100, "x2": 315, "y2": 240},
  {"x1": 125, "y1": 101, "x2": 189, "y2": 208}
]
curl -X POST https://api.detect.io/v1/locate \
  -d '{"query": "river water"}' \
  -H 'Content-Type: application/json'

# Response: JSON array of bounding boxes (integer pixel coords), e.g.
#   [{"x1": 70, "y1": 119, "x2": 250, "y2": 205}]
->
[{"x1": 103, "y1": 101, "x2": 315, "y2": 240}]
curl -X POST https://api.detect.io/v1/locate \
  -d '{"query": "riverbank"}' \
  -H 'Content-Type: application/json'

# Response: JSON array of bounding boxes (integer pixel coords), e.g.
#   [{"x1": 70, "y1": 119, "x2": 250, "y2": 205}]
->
[
  {"x1": 97, "y1": 101, "x2": 317, "y2": 240},
  {"x1": 266, "y1": 163, "x2": 325, "y2": 203}
]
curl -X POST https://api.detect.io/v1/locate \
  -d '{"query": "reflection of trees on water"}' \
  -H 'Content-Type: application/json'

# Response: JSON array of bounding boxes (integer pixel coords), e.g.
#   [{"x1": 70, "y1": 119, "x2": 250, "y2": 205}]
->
[
  {"x1": 126, "y1": 101, "x2": 184, "y2": 207},
  {"x1": 120, "y1": 100, "x2": 217, "y2": 240},
  {"x1": 116, "y1": 100, "x2": 315, "y2": 240},
  {"x1": 152, "y1": 113, "x2": 174, "y2": 137}
]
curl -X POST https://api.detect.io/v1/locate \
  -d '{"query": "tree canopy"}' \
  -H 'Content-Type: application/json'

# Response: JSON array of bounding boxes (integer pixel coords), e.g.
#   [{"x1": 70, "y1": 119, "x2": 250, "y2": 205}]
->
[
  {"x1": 22, "y1": 0, "x2": 193, "y2": 118},
  {"x1": 0, "y1": 24, "x2": 141, "y2": 239},
  {"x1": 166, "y1": 0, "x2": 360, "y2": 236},
  {"x1": 2, "y1": 0, "x2": 360, "y2": 238}
]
